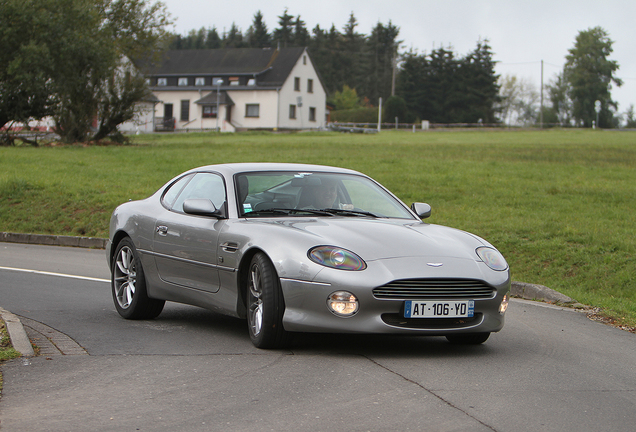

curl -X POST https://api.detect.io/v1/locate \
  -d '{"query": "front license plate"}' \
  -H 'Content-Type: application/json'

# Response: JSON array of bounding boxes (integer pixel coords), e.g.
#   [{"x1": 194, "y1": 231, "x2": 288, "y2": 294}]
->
[{"x1": 404, "y1": 300, "x2": 474, "y2": 318}]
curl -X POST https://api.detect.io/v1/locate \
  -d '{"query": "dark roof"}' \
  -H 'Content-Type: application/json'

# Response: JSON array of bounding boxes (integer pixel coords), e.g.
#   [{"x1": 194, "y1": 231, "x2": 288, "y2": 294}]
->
[
  {"x1": 139, "y1": 47, "x2": 306, "y2": 88},
  {"x1": 195, "y1": 91, "x2": 234, "y2": 106}
]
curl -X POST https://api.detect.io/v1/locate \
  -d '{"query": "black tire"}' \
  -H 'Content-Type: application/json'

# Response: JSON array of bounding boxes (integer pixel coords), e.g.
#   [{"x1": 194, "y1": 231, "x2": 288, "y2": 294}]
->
[
  {"x1": 247, "y1": 253, "x2": 290, "y2": 349},
  {"x1": 111, "y1": 237, "x2": 165, "y2": 320},
  {"x1": 445, "y1": 332, "x2": 490, "y2": 345}
]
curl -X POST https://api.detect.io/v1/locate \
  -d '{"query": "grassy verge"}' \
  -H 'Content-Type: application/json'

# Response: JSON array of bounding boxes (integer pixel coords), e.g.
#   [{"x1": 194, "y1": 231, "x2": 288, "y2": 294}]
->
[
  {"x1": 1, "y1": 129, "x2": 635, "y2": 327},
  {"x1": 1, "y1": 320, "x2": 20, "y2": 362},
  {"x1": 1, "y1": 320, "x2": 21, "y2": 402}
]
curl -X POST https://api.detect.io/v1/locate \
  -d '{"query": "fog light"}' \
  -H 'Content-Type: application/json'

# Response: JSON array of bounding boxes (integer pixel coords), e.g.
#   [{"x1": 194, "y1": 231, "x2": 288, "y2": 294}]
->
[
  {"x1": 499, "y1": 293, "x2": 509, "y2": 314},
  {"x1": 327, "y1": 291, "x2": 359, "y2": 317}
]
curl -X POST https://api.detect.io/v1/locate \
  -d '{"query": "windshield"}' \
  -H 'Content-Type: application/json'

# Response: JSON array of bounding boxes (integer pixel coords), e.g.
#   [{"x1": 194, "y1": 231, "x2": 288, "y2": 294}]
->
[{"x1": 235, "y1": 171, "x2": 415, "y2": 219}]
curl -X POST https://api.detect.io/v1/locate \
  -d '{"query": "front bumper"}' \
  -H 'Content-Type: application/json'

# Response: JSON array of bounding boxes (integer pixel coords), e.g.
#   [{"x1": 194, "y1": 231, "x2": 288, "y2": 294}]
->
[{"x1": 280, "y1": 256, "x2": 510, "y2": 335}]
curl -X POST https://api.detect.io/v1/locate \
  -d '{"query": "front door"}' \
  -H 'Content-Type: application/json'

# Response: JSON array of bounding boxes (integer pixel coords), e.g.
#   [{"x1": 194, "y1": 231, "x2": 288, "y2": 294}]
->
[{"x1": 153, "y1": 172, "x2": 227, "y2": 292}]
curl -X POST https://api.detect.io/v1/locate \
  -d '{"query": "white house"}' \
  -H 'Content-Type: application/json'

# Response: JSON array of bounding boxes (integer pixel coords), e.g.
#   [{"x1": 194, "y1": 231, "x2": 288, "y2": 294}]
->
[{"x1": 135, "y1": 47, "x2": 327, "y2": 132}]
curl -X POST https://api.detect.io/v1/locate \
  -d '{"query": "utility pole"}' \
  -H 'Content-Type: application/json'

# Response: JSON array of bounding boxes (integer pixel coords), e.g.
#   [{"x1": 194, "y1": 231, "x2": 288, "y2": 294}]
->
[
  {"x1": 540, "y1": 60, "x2": 544, "y2": 129},
  {"x1": 391, "y1": 55, "x2": 397, "y2": 96}
]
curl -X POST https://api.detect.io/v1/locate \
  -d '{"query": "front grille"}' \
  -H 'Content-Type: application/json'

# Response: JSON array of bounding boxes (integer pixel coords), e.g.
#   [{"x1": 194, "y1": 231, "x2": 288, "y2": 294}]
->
[{"x1": 373, "y1": 278, "x2": 495, "y2": 300}]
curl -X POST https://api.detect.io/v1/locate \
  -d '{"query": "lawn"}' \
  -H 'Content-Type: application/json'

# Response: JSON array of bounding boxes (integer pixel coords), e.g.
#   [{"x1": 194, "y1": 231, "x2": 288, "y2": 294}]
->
[{"x1": 1, "y1": 129, "x2": 635, "y2": 326}]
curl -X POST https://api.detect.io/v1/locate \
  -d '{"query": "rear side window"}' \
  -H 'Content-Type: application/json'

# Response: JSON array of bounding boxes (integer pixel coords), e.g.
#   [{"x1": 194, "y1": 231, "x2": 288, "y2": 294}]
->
[
  {"x1": 162, "y1": 174, "x2": 193, "y2": 208},
  {"x1": 171, "y1": 172, "x2": 227, "y2": 213}
]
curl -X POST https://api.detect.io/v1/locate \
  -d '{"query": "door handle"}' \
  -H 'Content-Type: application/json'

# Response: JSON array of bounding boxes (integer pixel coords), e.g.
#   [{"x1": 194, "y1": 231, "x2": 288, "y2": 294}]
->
[{"x1": 156, "y1": 225, "x2": 168, "y2": 236}]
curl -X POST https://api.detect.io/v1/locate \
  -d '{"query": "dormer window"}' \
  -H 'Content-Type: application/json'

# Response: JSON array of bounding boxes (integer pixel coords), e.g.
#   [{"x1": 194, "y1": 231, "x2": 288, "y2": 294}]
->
[
  {"x1": 247, "y1": 78, "x2": 256, "y2": 86},
  {"x1": 157, "y1": 78, "x2": 167, "y2": 86},
  {"x1": 229, "y1": 77, "x2": 239, "y2": 86},
  {"x1": 178, "y1": 77, "x2": 188, "y2": 86},
  {"x1": 195, "y1": 77, "x2": 205, "y2": 86}
]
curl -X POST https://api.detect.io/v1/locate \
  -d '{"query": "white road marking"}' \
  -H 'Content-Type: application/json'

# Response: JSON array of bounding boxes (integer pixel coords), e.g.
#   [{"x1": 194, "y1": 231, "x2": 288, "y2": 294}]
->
[{"x1": 0, "y1": 266, "x2": 109, "y2": 283}]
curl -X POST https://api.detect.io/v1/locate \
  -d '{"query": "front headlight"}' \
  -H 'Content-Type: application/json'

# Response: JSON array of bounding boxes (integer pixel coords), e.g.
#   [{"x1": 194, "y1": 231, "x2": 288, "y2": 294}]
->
[
  {"x1": 308, "y1": 246, "x2": 366, "y2": 271},
  {"x1": 327, "y1": 291, "x2": 359, "y2": 316},
  {"x1": 476, "y1": 246, "x2": 508, "y2": 271}
]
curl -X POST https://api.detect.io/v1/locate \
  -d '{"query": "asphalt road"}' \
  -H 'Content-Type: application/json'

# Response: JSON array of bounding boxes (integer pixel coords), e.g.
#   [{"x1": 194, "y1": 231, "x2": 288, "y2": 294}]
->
[{"x1": 1, "y1": 243, "x2": 635, "y2": 431}]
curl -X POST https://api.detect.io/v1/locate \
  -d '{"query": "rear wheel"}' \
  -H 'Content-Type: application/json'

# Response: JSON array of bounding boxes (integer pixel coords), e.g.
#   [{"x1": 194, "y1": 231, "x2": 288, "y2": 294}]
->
[
  {"x1": 112, "y1": 238, "x2": 165, "y2": 320},
  {"x1": 445, "y1": 332, "x2": 490, "y2": 345},
  {"x1": 247, "y1": 253, "x2": 290, "y2": 349}
]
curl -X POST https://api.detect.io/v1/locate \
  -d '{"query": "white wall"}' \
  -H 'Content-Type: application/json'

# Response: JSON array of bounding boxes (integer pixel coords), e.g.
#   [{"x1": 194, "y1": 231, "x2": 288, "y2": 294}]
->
[
  {"x1": 277, "y1": 49, "x2": 327, "y2": 130},
  {"x1": 226, "y1": 90, "x2": 279, "y2": 130}
]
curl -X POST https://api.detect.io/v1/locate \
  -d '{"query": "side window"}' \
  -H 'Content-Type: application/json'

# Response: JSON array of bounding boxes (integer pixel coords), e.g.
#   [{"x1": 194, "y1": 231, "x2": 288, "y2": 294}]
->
[
  {"x1": 162, "y1": 174, "x2": 194, "y2": 208},
  {"x1": 171, "y1": 173, "x2": 226, "y2": 213}
]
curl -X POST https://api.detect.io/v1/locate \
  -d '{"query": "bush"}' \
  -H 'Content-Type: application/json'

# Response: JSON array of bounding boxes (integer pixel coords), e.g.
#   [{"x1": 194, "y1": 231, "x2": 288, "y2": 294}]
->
[{"x1": 330, "y1": 107, "x2": 379, "y2": 123}]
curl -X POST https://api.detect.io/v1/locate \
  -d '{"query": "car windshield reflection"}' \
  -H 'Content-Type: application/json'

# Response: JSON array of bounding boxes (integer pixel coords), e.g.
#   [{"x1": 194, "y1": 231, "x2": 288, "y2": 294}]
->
[{"x1": 236, "y1": 171, "x2": 414, "y2": 219}]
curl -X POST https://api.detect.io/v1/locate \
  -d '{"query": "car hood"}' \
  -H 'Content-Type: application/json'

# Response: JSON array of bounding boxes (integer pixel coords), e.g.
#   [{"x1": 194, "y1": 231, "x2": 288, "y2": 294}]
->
[{"x1": 254, "y1": 217, "x2": 487, "y2": 262}]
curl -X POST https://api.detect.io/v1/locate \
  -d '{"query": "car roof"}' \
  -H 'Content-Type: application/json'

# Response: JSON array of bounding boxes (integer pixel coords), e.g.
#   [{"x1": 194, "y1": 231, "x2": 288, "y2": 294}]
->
[{"x1": 187, "y1": 163, "x2": 363, "y2": 177}]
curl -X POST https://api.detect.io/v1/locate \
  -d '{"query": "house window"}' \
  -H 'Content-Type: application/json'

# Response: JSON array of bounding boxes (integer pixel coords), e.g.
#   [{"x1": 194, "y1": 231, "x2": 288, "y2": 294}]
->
[
  {"x1": 247, "y1": 78, "x2": 256, "y2": 86},
  {"x1": 229, "y1": 77, "x2": 239, "y2": 86},
  {"x1": 145, "y1": 78, "x2": 151, "y2": 86},
  {"x1": 178, "y1": 77, "x2": 188, "y2": 86},
  {"x1": 307, "y1": 79, "x2": 313, "y2": 93},
  {"x1": 202, "y1": 105, "x2": 217, "y2": 118},
  {"x1": 303, "y1": 55, "x2": 307, "y2": 65},
  {"x1": 180, "y1": 100, "x2": 190, "y2": 121},
  {"x1": 195, "y1": 77, "x2": 205, "y2": 86},
  {"x1": 309, "y1": 107, "x2": 316, "y2": 122},
  {"x1": 245, "y1": 104, "x2": 260, "y2": 118},
  {"x1": 294, "y1": 77, "x2": 300, "y2": 91},
  {"x1": 157, "y1": 78, "x2": 167, "y2": 86},
  {"x1": 289, "y1": 105, "x2": 296, "y2": 119}
]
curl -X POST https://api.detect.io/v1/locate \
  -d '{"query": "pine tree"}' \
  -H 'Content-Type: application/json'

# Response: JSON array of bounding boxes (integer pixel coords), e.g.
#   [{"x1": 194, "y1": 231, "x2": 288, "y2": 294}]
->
[
  {"x1": 293, "y1": 15, "x2": 310, "y2": 47},
  {"x1": 247, "y1": 11, "x2": 270, "y2": 48},
  {"x1": 273, "y1": 8, "x2": 294, "y2": 48}
]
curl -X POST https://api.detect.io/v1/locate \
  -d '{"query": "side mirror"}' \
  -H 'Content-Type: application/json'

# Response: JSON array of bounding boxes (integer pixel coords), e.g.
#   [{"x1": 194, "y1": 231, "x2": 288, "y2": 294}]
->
[
  {"x1": 183, "y1": 199, "x2": 222, "y2": 217},
  {"x1": 411, "y1": 202, "x2": 432, "y2": 219}
]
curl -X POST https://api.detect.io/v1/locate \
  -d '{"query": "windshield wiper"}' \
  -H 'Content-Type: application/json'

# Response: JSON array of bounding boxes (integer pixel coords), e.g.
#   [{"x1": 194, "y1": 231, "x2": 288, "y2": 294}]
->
[
  {"x1": 244, "y1": 208, "x2": 335, "y2": 217},
  {"x1": 319, "y1": 208, "x2": 379, "y2": 218}
]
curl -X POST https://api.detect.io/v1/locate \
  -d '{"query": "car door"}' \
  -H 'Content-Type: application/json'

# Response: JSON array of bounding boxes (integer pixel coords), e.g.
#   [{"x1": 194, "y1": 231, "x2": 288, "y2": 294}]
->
[{"x1": 153, "y1": 172, "x2": 227, "y2": 293}]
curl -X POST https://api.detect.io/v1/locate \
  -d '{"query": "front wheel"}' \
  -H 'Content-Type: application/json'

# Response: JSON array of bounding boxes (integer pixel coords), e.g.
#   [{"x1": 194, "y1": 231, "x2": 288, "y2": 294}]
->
[
  {"x1": 445, "y1": 332, "x2": 490, "y2": 345},
  {"x1": 247, "y1": 253, "x2": 290, "y2": 349},
  {"x1": 112, "y1": 237, "x2": 165, "y2": 320}
]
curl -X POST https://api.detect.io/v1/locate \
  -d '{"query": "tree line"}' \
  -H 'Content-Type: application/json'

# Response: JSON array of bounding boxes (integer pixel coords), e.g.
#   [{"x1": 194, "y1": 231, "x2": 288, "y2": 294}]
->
[
  {"x1": 169, "y1": 10, "x2": 500, "y2": 124},
  {"x1": 172, "y1": 12, "x2": 627, "y2": 128}
]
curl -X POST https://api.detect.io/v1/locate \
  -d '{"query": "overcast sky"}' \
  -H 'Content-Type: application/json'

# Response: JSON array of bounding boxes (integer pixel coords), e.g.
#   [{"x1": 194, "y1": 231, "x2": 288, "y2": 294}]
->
[{"x1": 160, "y1": 0, "x2": 635, "y2": 114}]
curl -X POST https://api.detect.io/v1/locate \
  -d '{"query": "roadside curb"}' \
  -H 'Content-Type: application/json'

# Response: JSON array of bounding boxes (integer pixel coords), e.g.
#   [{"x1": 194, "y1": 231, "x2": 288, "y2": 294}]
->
[
  {"x1": 0, "y1": 232, "x2": 107, "y2": 249},
  {"x1": 511, "y1": 281, "x2": 575, "y2": 304},
  {"x1": 0, "y1": 307, "x2": 35, "y2": 357}
]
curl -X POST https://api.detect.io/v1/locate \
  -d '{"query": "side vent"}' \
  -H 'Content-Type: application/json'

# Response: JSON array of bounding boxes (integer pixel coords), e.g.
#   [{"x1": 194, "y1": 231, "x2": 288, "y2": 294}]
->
[{"x1": 221, "y1": 242, "x2": 239, "y2": 253}]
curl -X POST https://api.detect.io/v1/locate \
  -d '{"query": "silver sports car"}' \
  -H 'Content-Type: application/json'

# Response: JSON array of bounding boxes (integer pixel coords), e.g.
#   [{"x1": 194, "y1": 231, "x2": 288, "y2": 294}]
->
[{"x1": 107, "y1": 163, "x2": 510, "y2": 348}]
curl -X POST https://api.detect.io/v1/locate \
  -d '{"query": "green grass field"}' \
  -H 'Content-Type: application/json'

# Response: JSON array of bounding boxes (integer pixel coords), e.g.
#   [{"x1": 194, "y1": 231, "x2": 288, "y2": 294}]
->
[{"x1": 1, "y1": 129, "x2": 635, "y2": 326}]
